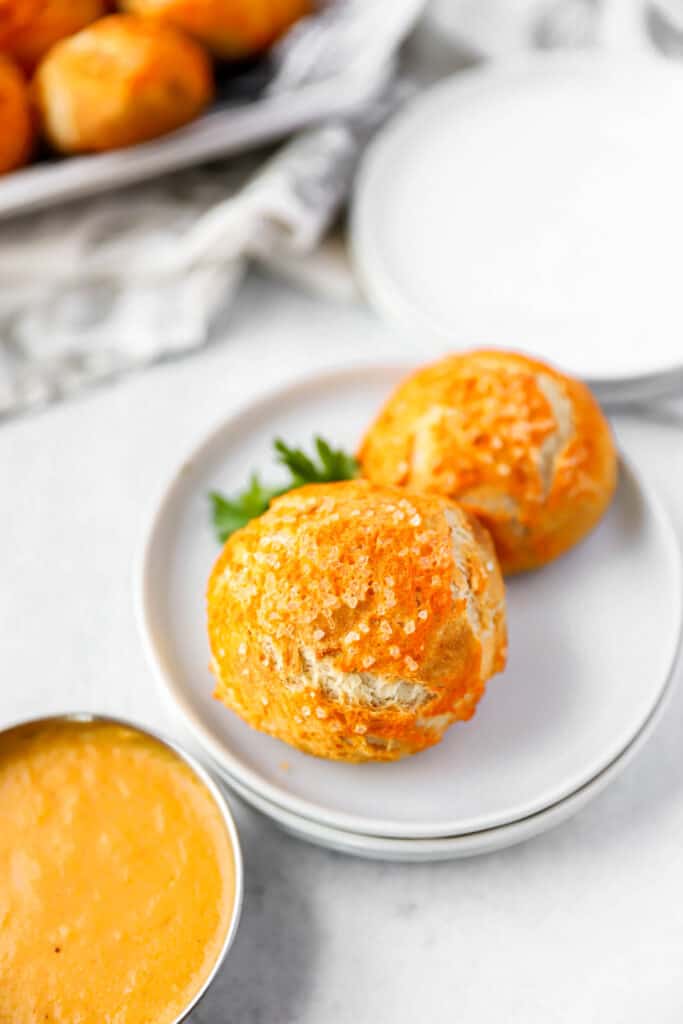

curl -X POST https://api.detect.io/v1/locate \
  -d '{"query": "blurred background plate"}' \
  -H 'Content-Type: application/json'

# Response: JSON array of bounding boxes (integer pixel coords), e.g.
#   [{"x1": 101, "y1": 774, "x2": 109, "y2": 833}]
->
[
  {"x1": 136, "y1": 365, "x2": 682, "y2": 839},
  {"x1": 352, "y1": 54, "x2": 683, "y2": 399}
]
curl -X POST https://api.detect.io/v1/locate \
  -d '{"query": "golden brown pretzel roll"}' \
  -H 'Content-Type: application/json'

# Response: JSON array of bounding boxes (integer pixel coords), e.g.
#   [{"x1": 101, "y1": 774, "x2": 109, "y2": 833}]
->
[
  {"x1": 0, "y1": 0, "x2": 106, "y2": 73},
  {"x1": 33, "y1": 14, "x2": 213, "y2": 153},
  {"x1": 208, "y1": 480, "x2": 507, "y2": 762},
  {"x1": 119, "y1": 0, "x2": 311, "y2": 59},
  {"x1": 0, "y1": 55, "x2": 33, "y2": 173},
  {"x1": 359, "y1": 351, "x2": 617, "y2": 575}
]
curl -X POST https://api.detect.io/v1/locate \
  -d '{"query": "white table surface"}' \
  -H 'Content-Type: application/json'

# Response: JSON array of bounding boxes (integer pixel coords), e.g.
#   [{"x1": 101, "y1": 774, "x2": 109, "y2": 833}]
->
[{"x1": 2, "y1": 273, "x2": 683, "y2": 1023}]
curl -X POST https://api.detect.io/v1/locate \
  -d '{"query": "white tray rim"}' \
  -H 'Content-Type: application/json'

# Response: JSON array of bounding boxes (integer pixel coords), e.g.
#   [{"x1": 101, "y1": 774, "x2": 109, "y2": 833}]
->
[
  {"x1": 211, "y1": 650, "x2": 680, "y2": 860},
  {"x1": 0, "y1": 69, "x2": 379, "y2": 221}
]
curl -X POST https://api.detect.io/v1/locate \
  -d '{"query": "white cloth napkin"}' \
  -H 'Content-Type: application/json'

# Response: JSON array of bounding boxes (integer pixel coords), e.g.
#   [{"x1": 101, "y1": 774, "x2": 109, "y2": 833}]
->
[{"x1": 0, "y1": 134, "x2": 350, "y2": 415}]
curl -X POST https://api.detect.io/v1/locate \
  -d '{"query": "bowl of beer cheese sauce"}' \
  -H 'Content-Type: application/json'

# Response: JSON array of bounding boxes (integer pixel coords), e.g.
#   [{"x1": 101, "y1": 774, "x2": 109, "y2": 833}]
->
[{"x1": 0, "y1": 714, "x2": 243, "y2": 1024}]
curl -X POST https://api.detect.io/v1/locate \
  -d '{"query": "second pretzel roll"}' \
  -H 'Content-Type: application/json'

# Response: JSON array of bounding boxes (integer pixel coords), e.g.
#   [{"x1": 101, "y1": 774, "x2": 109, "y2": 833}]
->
[{"x1": 359, "y1": 350, "x2": 617, "y2": 574}]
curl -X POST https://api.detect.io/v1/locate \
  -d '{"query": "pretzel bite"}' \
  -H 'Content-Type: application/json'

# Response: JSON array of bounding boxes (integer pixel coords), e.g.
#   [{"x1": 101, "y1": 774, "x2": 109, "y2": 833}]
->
[
  {"x1": 0, "y1": 0, "x2": 106, "y2": 73},
  {"x1": 119, "y1": 0, "x2": 311, "y2": 59},
  {"x1": 359, "y1": 351, "x2": 617, "y2": 575},
  {"x1": 0, "y1": 54, "x2": 33, "y2": 172},
  {"x1": 33, "y1": 14, "x2": 213, "y2": 153},
  {"x1": 208, "y1": 480, "x2": 507, "y2": 762}
]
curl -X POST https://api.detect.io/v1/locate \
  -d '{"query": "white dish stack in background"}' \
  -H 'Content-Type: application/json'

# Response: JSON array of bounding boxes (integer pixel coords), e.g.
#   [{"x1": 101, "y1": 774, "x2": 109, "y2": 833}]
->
[
  {"x1": 136, "y1": 367, "x2": 682, "y2": 861},
  {"x1": 351, "y1": 54, "x2": 683, "y2": 405}
]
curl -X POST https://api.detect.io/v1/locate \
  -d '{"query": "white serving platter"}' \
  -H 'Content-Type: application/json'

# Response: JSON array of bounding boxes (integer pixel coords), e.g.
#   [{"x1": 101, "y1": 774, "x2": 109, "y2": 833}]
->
[{"x1": 136, "y1": 364, "x2": 682, "y2": 839}]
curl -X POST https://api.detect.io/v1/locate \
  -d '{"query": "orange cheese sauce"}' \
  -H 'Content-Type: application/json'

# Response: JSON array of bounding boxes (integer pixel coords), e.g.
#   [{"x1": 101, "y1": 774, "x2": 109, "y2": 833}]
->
[{"x1": 0, "y1": 720, "x2": 236, "y2": 1024}]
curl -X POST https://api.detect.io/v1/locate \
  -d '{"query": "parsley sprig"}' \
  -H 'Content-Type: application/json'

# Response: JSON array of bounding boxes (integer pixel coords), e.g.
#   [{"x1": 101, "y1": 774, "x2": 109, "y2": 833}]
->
[{"x1": 210, "y1": 436, "x2": 359, "y2": 543}]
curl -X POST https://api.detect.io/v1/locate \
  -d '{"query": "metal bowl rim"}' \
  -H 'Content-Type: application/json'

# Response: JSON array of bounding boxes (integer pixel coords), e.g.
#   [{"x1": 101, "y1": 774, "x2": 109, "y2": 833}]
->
[{"x1": 0, "y1": 709, "x2": 244, "y2": 1024}]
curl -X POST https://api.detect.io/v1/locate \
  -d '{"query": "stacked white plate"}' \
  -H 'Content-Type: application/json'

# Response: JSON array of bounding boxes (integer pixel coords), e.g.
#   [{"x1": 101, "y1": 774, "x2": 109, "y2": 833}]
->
[
  {"x1": 352, "y1": 54, "x2": 683, "y2": 404},
  {"x1": 136, "y1": 367, "x2": 682, "y2": 861}
]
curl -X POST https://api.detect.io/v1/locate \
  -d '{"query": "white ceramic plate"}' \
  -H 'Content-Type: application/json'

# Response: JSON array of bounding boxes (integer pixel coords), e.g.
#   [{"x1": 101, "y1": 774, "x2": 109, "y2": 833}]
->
[
  {"x1": 352, "y1": 54, "x2": 683, "y2": 396},
  {"x1": 214, "y1": 652, "x2": 678, "y2": 860},
  {"x1": 136, "y1": 365, "x2": 682, "y2": 839}
]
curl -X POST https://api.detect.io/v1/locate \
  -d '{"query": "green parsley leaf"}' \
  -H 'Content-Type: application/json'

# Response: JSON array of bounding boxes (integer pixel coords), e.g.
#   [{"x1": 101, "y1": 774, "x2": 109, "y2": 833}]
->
[
  {"x1": 209, "y1": 436, "x2": 359, "y2": 543},
  {"x1": 273, "y1": 438, "x2": 319, "y2": 484}
]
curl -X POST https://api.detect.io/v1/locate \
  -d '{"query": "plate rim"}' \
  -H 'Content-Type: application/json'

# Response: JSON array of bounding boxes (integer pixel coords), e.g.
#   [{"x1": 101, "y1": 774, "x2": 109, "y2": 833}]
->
[
  {"x1": 351, "y1": 51, "x2": 683, "y2": 394},
  {"x1": 135, "y1": 362, "x2": 683, "y2": 838},
  {"x1": 210, "y1": 647, "x2": 680, "y2": 860}
]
